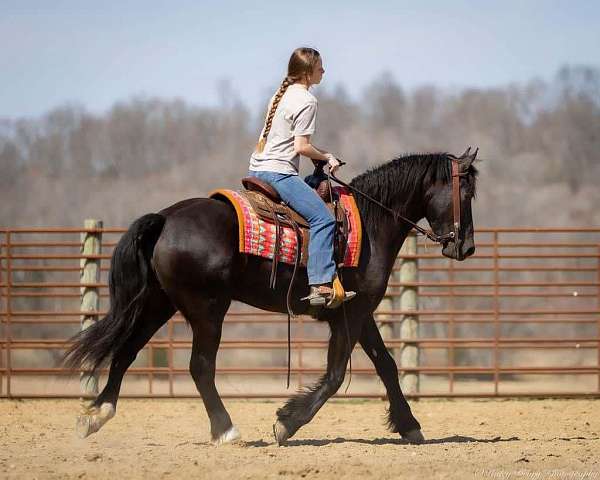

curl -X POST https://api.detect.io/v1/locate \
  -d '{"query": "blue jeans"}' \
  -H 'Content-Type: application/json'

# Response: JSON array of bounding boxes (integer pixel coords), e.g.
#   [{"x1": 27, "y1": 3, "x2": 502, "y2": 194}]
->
[{"x1": 247, "y1": 170, "x2": 336, "y2": 285}]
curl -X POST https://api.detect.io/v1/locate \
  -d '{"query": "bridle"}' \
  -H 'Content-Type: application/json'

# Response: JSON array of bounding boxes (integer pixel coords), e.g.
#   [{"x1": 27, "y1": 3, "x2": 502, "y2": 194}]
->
[
  {"x1": 449, "y1": 157, "x2": 468, "y2": 255},
  {"x1": 328, "y1": 156, "x2": 466, "y2": 246}
]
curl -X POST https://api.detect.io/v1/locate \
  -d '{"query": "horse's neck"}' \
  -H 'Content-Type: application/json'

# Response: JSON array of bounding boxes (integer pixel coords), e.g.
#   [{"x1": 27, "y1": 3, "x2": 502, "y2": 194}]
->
[
  {"x1": 377, "y1": 222, "x2": 415, "y2": 264},
  {"x1": 353, "y1": 164, "x2": 428, "y2": 282},
  {"x1": 363, "y1": 192, "x2": 425, "y2": 285},
  {"x1": 370, "y1": 187, "x2": 425, "y2": 250}
]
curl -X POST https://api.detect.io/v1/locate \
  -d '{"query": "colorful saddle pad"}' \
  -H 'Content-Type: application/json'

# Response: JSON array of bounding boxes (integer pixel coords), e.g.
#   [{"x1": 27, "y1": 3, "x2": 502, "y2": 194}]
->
[{"x1": 209, "y1": 187, "x2": 362, "y2": 267}]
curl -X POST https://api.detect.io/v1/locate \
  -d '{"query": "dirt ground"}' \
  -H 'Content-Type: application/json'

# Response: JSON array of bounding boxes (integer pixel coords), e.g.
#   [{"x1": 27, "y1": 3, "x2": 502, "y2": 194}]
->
[{"x1": 1, "y1": 398, "x2": 599, "y2": 479}]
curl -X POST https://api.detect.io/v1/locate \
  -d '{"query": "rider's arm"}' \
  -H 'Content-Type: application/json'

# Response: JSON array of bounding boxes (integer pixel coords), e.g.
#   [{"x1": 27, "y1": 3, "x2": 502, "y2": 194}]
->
[{"x1": 294, "y1": 135, "x2": 329, "y2": 162}]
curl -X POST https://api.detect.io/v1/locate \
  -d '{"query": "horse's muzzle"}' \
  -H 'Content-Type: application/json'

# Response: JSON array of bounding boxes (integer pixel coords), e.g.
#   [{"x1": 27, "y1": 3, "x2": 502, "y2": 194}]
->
[{"x1": 441, "y1": 239, "x2": 475, "y2": 261}]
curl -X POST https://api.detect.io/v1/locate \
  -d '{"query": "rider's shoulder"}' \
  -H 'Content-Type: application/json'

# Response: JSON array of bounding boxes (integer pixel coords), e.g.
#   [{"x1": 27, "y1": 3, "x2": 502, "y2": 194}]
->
[{"x1": 286, "y1": 85, "x2": 317, "y2": 105}]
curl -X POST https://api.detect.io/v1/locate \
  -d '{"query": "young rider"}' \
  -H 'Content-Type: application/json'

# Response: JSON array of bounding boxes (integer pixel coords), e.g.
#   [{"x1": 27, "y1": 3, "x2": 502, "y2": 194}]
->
[{"x1": 248, "y1": 47, "x2": 354, "y2": 306}]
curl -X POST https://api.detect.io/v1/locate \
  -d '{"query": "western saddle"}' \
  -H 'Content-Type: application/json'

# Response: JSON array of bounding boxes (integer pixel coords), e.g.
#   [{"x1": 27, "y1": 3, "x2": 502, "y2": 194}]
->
[{"x1": 240, "y1": 164, "x2": 349, "y2": 291}]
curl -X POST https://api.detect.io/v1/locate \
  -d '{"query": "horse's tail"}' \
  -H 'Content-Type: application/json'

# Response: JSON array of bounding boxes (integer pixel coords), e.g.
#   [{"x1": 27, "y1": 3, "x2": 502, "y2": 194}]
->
[{"x1": 63, "y1": 213, "x2": 166, "y2": 374}]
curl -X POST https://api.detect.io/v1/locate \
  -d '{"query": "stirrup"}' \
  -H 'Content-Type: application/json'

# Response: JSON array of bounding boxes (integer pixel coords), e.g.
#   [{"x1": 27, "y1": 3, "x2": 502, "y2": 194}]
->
[{"x1": 326, "y1": 274, "x2": 356, "y2": 309}]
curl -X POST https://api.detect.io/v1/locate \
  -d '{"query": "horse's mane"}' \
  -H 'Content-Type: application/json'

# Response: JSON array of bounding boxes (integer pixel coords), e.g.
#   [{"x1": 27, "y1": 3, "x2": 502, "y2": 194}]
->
[{"x1": 349, "y1": 152, "x2": 478, "y2": 234}]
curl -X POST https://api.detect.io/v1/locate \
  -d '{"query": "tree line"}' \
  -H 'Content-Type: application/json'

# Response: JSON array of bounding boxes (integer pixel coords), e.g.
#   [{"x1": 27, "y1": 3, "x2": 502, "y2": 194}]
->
[{"x1": 1, "y1": 64, "x2": 599, "y2": 227}]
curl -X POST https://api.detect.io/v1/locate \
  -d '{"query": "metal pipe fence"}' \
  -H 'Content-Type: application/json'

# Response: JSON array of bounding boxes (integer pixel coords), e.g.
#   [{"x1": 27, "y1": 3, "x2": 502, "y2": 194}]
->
[{"x1": 1, "y1": 225, "x2": 599, "y2": 398}]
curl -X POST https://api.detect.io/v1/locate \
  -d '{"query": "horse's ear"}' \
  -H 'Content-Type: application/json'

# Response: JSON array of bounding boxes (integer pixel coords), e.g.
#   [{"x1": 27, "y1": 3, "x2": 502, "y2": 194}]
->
[
  {"x1": 459, "y1": 147, "x2": 471, "y2": 158},
  {"x1": 459, "y1": 147, "x2": 478, "y2": 171}
]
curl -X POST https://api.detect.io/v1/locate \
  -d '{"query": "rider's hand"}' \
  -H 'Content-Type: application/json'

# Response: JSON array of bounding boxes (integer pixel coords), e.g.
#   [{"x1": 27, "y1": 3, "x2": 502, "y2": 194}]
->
[{"x1": 324, "y1": 153, "x2": 342, "y2": 175}]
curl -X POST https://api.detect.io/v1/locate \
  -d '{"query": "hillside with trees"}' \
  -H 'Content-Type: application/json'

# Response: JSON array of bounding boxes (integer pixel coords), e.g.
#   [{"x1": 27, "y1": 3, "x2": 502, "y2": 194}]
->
[{"x1": 1, "y1": 65, "x2": 599, "y2": 228}]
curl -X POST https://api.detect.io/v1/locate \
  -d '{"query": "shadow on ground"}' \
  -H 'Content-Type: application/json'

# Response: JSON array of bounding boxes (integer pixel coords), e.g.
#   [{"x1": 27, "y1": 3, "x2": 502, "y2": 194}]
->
[{"x1": 244, "y1": 435, "x2": 521, "y2": 448}]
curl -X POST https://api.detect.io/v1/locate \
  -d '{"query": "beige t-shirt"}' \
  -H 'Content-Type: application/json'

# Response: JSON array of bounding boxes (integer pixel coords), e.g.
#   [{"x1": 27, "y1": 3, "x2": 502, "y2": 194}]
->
[{"x1": 249, "y1": 84, "x2": 318, "y2": 175}]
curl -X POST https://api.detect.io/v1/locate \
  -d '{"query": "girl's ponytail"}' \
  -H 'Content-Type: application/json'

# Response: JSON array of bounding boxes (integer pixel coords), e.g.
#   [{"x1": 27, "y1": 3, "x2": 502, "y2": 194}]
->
[{"x1": 256, "y1": 77, "x2": 293, "y2": 153}]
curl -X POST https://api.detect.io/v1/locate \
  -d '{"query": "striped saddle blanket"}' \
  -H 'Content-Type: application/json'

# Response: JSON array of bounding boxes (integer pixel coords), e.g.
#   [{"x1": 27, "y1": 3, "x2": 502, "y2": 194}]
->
[{"x1": 209, "y1": 187, "x2": 362, "y2": 268}]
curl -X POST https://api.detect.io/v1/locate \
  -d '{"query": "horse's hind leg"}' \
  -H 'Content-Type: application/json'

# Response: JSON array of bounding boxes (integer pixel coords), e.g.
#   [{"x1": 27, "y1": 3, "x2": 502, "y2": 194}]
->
[
  {"x1": 77, "y1": 287, "x2": 175, "y2": 438},
  {"x1": 177, "y1": 293, "x2": 238, "y2": 444},
  {"x1": 359, "y1": 315, "x2": 423, "y2": 443}
]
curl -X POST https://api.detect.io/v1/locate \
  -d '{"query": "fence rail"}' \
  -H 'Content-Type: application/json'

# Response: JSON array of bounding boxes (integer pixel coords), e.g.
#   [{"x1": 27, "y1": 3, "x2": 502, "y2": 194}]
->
[{"x1": 1, "y1": 225, "x2": 599, "y2": 398}]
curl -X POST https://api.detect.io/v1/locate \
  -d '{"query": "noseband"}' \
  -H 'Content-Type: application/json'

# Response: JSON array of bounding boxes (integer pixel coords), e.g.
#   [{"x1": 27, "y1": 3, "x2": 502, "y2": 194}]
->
[{"x1": 329, "y1": 157, "x2": 465, "y2": 245}]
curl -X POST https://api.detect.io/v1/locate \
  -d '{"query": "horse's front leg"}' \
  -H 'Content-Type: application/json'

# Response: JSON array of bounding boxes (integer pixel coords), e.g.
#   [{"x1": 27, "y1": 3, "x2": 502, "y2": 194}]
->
[
  {"x1": 273, "y1": 314, "x2": 363, "y2": 445},
  {"x1": 359, "y1": 314, "x2": 424, "y2": 443}
]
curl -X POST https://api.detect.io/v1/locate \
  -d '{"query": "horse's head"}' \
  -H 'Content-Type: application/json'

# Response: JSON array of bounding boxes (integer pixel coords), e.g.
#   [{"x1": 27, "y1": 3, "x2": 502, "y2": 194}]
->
[{"x1": 424, "y1": 147, "x2": 478, "y2": 261}]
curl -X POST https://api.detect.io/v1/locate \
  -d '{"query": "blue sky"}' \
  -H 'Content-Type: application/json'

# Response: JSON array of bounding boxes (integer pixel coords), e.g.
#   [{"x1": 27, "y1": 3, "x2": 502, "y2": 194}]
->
[{"x1": 1, "y1": 0, "x2": 599, "y2": 118}]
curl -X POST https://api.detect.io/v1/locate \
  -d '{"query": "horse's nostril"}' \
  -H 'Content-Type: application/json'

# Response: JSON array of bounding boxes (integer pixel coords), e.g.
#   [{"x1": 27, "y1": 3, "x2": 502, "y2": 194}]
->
[{"x1": 465, "y1": 246, "x2": 475, "y2": 257}]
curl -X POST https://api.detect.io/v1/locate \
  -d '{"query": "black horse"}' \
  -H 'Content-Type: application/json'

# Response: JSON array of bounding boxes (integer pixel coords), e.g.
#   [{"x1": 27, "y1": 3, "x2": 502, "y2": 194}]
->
[{"x1": 65, "y1": 149, "x2": 478, "y2": 445}]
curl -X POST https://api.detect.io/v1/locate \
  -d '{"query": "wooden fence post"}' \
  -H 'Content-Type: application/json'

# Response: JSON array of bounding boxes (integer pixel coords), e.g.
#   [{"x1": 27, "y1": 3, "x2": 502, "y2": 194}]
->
[
  {"x1": 399, "y1": 234, "x2": 419, "y2": 395},
  {"x1": 80, "y1": 219, "x2": 103, "y2": 398}
]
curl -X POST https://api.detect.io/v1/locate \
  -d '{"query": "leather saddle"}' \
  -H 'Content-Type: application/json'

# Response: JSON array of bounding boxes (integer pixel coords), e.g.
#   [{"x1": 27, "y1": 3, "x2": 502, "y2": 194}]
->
[{"x1": 240, "y1": 168, "x2": 349, "y2": 289}]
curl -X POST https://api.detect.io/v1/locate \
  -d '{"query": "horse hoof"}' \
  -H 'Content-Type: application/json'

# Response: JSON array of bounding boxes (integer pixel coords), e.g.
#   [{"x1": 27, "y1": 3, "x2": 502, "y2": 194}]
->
[
  {"x1": 76, "y1": 402, "x2": 115, "y2": 439},
  {"x1": 212, "y1": 425, "x2": 241, "y2": 445},
  {"x1": 273, "y1": 420, "x2": 290, "y2": 446},
  {"x1": 402, "y1": 428, "x2": 425, "y2": 444}
]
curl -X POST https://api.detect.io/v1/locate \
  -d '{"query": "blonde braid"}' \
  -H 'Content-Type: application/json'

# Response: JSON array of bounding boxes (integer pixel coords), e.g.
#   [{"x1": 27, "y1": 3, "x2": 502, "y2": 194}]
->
[{"x1": 255, "y1": 77, "x2": 294, "y2": 153}]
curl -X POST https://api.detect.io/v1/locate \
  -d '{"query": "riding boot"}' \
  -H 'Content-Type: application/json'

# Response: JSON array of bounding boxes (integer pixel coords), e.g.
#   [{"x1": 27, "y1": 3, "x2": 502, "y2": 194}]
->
[{"x1": 301, "y1": 284, "x2": 356, "y2": 307}]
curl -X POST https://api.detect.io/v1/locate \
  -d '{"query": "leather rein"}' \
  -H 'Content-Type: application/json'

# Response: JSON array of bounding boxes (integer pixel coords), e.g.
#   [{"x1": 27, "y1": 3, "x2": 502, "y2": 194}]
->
[{"x1": 328, "y1": 157, "x2": 465, "y2": 245}]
